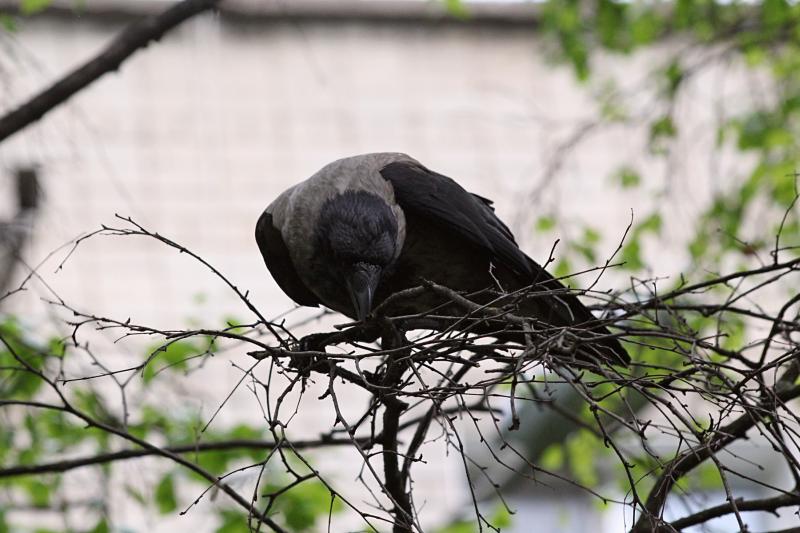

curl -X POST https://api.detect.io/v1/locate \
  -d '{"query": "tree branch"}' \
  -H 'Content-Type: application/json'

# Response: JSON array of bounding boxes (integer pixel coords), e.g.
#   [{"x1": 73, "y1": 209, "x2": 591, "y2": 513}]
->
[
  {"x1": 631, "y1": 383, "x2": 800, "y2": 533},
  {"x1": 0, "y1": 437, "x2": 355, "y2": 479},
  {"x1": 670, "y1": 491, "x2": 800, "y2": 531},
  {"x1": 0, "y1": 0, "x2": 220, "y2": 142}
]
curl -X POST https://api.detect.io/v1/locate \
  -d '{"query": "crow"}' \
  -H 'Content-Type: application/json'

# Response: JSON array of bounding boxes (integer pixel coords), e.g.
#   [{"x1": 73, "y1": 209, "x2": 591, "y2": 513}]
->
[{"x1": 256, "y1": 153, "x2": 627, "y2": 365}]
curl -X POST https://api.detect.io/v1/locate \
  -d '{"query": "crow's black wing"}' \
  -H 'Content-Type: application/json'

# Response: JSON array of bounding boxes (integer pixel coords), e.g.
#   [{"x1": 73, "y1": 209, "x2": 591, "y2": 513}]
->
[
  {"x1": 380, "y1": 160, "x2": 629, "y2": 366},
  {"x1": 380, "y1": 161, "x2": 532, "y2": 277},
  {"x1": 255, "y1": 211, "x2": 321, "y2": 307}
]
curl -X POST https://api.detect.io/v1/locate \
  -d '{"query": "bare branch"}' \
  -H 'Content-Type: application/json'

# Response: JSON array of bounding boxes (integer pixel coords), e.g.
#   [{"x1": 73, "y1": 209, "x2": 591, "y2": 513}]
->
[{"x1": 0, "y1": 0, "x2": 220, "y2": 142}]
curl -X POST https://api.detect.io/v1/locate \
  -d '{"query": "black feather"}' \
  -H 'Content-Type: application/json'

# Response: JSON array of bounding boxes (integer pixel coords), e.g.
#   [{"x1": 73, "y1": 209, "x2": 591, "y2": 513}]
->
[
  {"x1": 314, "y1": 190, "x2": 399, "y2": 269},
  {"x1": 255, "y1": 211, "x2": 320, "y2": 307},
  {"x1": 379, "y1": 160, "x2": 628, "y2": 366},
  {"x1": 380, "y1": 161, "x2": 532, "y2": 277}
]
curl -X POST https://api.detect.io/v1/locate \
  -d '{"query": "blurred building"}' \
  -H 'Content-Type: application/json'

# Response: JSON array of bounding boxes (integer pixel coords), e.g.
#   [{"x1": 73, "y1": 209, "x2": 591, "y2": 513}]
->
[{"x1": 0, "y1": 1, "x2": 791, "y2": 532}]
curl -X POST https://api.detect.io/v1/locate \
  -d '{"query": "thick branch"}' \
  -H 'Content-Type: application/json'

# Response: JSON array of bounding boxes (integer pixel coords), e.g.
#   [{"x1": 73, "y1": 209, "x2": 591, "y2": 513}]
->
[
  {"x1": 631, "y1": 384, "x2": 800, "y2": 533},
  {"x1": 378, "y1": 322, "x2": 414, "y2": 533},
  {"x1": 670, "y1": 491, "x2": 800, "y2": 531},
  {"x1": 0, "y1": 437, "x2": 354, "y2": 479},
  {"x1": 0, "y1": 0, "x2": 220, "y2": 142},
  {"x1": 383, "y1": 397, "x2": 412, "y2": 533}
]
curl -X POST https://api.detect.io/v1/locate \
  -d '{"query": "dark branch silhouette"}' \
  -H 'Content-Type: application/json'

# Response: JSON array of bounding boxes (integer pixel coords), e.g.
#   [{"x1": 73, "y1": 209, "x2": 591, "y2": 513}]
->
[
  {"x1": 0, "y1": 0, "x2": 220, "y2": 142},
  {"x1": 1, "y1": 215, "x2": 799, "y2": 532}
]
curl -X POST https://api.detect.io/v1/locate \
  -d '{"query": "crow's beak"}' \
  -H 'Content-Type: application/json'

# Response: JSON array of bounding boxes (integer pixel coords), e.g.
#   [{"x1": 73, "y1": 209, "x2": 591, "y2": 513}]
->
[{"x1": 345, "y1": 263, "x2": 382, "y2": 321}]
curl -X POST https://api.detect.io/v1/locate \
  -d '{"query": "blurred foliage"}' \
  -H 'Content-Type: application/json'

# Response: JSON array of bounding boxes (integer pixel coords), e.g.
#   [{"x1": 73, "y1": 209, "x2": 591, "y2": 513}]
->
[
  {"x1": 442, "y1": 0, "x2": 800, "y2": 528},
  {"x1": 529, "y1": 0, "x2": 800, "y2": 273},
  {"x1": 1, "y1": 0, "x2": 87, "y2": 31},
  {"x1": 434, "y1": 505, "x2": 512, "y2": 533},
  {"x1": 0, "y1": 315, "x2": 340, "y2": 532},
  {"x1": 0, "y1": 0, "x2": 49, "y2": 30},
  {"x1": 19, "y1": 0, "x2": 51, "y2": 15}
]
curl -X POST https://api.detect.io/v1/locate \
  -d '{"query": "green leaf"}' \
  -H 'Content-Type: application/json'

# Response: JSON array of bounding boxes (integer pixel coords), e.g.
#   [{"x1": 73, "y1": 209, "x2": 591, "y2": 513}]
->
[
  {"x1": 686, "y1": 462, "x2": 723, "y2": 491},
  {"x1": 689, "y1": 230, "x2": 710, "y2": 260},
  {"x1": 650, "y1": 115, "x2": 676, "y2": 141},
  {"x1": 597, "y1": 0, "x2": 630, "y2": 51},
  {"x1": 540, "y1": 443, "x2": 565, "y2": 470},
  {"x1": 565, "y1": 34, "x2": 590, "y2": 81},
  {"x1": 664, "y1": 60, "x2": 684, "y2": 98},
  {"x1": 573, "y1": 242, "x2": 597, "y2": 263},
  {"x1": 23, "y1": 479, "x2": 51, "y2": 507},
  {"x1": 191, "y1": 450, "x2": 231, "y2": 478},
  {"x1": 444, "y1": 0, "x2": 468, "y2": 19},
  {"x1": 630, "y1": 9, "x2": 662, "y2": 45},
  {"x1": 618, "y1": 212, "x2": 662, "y2": 271},
  {"x1": 222, "y1": 315, "x2": 246, "y2": 334},
  {"x1": 674, "y1": 0, "x2": 695, "y2": 29},
  {"x1": 143, "y1": 340, "x2": 196, "y2": 383},
  {"x1": 88, "y1": 518, "x2": 110, "y2": 533},
  {"x1": 553, "y1": 257, "x2": 572, "y2": 279},
  {"x1": 648, "y1": 115, "x2": 677, "y2": 154},
  {"x1": 721, "y1": 316, "x2": 746, "y2": 351},
  {"x1": 434, "y1": 504, "x2": 512, "y2": 532},
  {"x1": 228, "y1": 423, "x2": 263, "y2": 440},
  {"x1": 488, "y1": 505, "x2": 512, "y2": 528},
  {"x1": 155, "y1": 473, "x2": 178, "y2": 514},
  {"x1": 216, "y1": 510, "x2": 249, "y2": 533},
  {"x1": 762, "y1": 0, "x2": 790, "y2": 30},
  {"x1": 639, "y1": 213, "x2": 662, "y2": 234},
  {"x1": 47, "y1": 337, "x2": 66, "y2": 358},
  {"x1": 0, "y1": 14, "x2": 16, "y2": 32},
  {"x1": 282, "y1": 481, "x2": 336, "y2": 531},
  {"x1": 583, "y1": 227, "x2": 601, "y2": 245},
  {"x1": 620, "y1": 240, "x2": 644, "y2": 271},
  {"x1": 435, "y1": 520, "x2": 474, "y2": 533},
  {"x1": 19, "y1": 0, "x2": 51, "y2": 15},
  {"x1": 566, "y1": 430, "x2": 601, "y2": 487},
  {"x1": 743, "y1": 44, "x2": 767, "y2": 66},
  {"x1": 613, "y1": 166, "x2": 641, "y2": 188},
  {"x1": 535, "y1": 215, "x2": 556, "y2": 232},
  {"x1": 73, "y1": 389, "x2": 117, "y2": 431},
  {"x1": 736, "y1": 111, "x2": 774, "y2": 150}
]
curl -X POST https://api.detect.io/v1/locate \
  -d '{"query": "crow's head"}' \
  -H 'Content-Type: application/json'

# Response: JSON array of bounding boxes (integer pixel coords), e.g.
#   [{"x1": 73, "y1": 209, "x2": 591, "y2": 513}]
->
[{"x1": 314, "y1": 190, "x2": 400, "y2": 321}]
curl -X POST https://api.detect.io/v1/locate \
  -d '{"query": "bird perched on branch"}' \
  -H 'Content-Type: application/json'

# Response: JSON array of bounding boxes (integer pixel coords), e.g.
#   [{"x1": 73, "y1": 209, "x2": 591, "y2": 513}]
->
[{"x1": 256, "y1": 153, "x2": 627, "y2": 366}]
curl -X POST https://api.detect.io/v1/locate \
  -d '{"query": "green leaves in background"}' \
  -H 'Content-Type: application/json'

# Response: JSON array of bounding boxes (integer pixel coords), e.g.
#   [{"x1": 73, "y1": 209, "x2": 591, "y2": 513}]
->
[
  {"x1": 542, "y1": 1, "x2": 591, "y2": 81},
  {"x1": 613, "y1": 166, "x2": 641, "y2": 189},
  {"x1": 0, "y1": 317, "x2": 48, "y2": 399},
  {"x1": 3, "y1": 0, "x2": 88, "y2": 32},
  {"x1": 0, "y1": 15, "x2": 16, "y2": 32},
  {"x1": 535, "y1": 219, "x2": 605, "y2": 276},
  {"x1": 19, "y1": 0, "x2": 50, "y2": 15},
  {"x1": 443, "y1": 0, "x2": 469, "y2": 20},
  {"x1": 620, "y1": 212, "x2": 662, "y2": 272},
  {"x1": 274, "y1": 479, "x2": 342, "y2": 531},
  {"x1": 0, "y1": 313, "x2": 340, "y2": 533},
  {"x1": 540, "y1": 0, "x2": 800, "y2": 275},
  {"x1": 436, "y1": 505, "x2": 512, "y2": 533},
  {"x1": 155, "y1": 474, "x2": 178, "y2": 514},
  {"x1": 87, "y1": 519, "x2": 110, "y2": 533},
  {"x1": 648, "y1": 115, "x2": 676, "y2": 154},
  {"x1": 213, "y1": 479, "x2": 342, "y2": 532},
  {"x1": 142, "y1": 337, "x2": 214, "y2": 383},
  {"x1": 215, "y1": 510, "x2": 251, "y2": 533}
]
